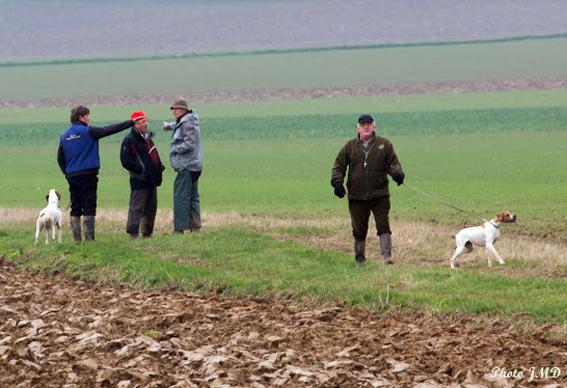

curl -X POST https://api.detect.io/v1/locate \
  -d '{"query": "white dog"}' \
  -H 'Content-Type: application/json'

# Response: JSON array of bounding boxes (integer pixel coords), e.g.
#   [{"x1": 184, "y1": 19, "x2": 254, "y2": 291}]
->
[
  {"x1": 450, "y1": 211, "x2": 516, "y2": 269},
  {"x1": 34, "y1": 189, "x2": 63, "y2": 246}
]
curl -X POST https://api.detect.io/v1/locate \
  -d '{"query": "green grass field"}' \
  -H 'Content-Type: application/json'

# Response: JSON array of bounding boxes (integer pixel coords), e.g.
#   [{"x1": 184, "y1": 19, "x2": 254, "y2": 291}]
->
[
  {"x1": 1, "y1": 39, "x2": 567, "y2": 325},
  {"x1": 1, "y1": 90, "x2": 566, "y2": 238},
  {"x1": 1, "y1": 37, "x2": 567, "y2": 101}
]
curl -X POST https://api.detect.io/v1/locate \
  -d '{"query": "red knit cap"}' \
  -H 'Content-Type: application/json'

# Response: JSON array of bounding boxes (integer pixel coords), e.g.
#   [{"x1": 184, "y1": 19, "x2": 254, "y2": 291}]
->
[{"x1": 130, "y1": 110, "x2": 148, "y2": 121}]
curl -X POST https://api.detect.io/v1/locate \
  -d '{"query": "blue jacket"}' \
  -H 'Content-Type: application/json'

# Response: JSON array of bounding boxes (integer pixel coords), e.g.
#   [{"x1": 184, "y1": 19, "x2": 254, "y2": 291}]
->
[
  {"x1": 60, "y1": 123, "x2": 99, "y2": 175},
  {"x1": 58, "y1": 120, "x2": 134, "y2": 177}
]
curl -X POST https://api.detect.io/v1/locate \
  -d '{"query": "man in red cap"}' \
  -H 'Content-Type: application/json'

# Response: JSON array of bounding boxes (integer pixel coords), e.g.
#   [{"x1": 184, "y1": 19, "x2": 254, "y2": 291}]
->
[{"x1": 120, "y1": 110, "x2": 165, "y2": 239}]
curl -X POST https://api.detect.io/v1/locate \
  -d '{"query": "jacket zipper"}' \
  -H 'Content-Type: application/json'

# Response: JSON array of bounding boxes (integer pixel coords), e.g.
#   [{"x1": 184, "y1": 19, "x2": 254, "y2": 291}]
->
[{"x1": 359, "y1": 141, "x2": 373, "y2": 200}]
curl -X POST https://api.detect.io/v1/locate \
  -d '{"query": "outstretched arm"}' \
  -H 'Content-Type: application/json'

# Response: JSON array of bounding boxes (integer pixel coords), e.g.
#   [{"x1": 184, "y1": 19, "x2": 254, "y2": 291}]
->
[{"x1": 89, "y1": 120, "x2": 134, "y2": 140}]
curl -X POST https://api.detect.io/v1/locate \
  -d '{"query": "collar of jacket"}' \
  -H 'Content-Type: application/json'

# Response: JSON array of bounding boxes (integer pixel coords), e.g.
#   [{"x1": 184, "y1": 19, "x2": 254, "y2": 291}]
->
[
  {"x1": 357, "y1": 132, "x2": 376, "y2": 144},
  {"x1": 131, "y1": 128, "x2": 155, "y2": 141},
  {"x1": 175, "y1": 110, "x2": 194, "y2": 124}
]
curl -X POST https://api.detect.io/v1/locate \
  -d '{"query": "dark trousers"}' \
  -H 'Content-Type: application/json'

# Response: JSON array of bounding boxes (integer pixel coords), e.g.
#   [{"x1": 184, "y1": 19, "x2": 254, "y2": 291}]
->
[
  {"x1": 348, "y1": 196, "x2": 391, "y2": 240},
  {"x1": 67, "y1": 174, "x2": 98, "y2": 217},
  {"x1": 127, "y1": 186, "x2": 158, "y2": 237},
  {"x1": 173, "y1": 170, "x2": 201, "y2": 232}
]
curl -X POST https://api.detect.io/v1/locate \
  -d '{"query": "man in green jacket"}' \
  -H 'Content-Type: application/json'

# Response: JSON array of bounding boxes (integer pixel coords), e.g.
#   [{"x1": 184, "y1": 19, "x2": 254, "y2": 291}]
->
[{"x1": 331, "y1": 114, "x2": 405, "y2": 267}]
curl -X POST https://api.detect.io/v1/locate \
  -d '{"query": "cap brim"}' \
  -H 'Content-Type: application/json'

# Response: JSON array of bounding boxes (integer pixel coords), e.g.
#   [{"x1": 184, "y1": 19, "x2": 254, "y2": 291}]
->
[{"x1": 170, "y1": 105, "x2": 188, "y2": 110}]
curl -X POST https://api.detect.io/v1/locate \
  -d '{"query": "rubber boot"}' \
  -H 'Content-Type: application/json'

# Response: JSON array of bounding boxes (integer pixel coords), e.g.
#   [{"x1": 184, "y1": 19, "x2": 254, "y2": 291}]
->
[
  {"x1": 70, "y1": 216, "x2": 82, "y2": 243},
  {"x1": 190, "y1": 218, "x2": 201, "y2": 233},
  {"x1": 83, "y1": 216, "x2": 96, "y2": 242},
  {"x1": 354, "y1": 239, "x2": 366, "y2": 268},
  {"x1": 380, "y1": 233, "x2": 394, "y2": 264}
]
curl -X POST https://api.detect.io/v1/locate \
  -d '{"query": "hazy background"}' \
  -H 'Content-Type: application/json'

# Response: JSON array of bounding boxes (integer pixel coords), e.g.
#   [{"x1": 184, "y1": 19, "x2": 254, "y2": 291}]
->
[{"x1": 1, "y1": 0, "x2": 567, "y2": 60}]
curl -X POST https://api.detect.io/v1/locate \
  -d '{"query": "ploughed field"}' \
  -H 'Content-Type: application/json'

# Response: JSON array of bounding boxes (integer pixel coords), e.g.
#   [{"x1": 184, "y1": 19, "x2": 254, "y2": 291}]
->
[{"x1": 1, "y1": 259, "x2": 566, "y2": 387}]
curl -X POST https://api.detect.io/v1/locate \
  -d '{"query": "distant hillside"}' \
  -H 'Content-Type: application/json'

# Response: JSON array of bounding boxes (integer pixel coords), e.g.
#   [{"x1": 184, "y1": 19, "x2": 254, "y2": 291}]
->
[{"x1": 1, "y1": 0, "x2": 567, "y2": 60}]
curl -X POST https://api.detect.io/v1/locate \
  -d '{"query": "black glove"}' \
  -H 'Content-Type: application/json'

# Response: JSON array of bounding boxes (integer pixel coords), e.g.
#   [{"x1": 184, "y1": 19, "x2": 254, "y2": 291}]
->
[
  {"x1": 332, "y1": 182, "x2": 346, "y2": 198},
  {"x1": 392, "y1": 172, "x2": 405, "y2": 186}
]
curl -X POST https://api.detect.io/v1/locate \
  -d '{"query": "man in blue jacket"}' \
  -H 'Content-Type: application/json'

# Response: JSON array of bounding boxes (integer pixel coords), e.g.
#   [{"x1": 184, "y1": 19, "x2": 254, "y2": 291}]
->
[{"x1": 58, "y1": 105, "x2": 134, "y2": 242}]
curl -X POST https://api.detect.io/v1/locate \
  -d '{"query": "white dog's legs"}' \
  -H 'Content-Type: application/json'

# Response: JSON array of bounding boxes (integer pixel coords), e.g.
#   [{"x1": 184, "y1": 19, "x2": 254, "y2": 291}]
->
[
  {"x1": 486, "y1": 243, "x2": 505, "y2": 265},
  {"x1": 34, "y1": 221, "x2": 41, "y2": 246},
  {"x1": 450, "y1": 245, "x2": 464, "y2": 269},
  {"x1": 57, "y1": 223, "x2": 62, "y2": 243},
  {"x1": 44, "y1": 226, "x2": 50, "y2": 245}
]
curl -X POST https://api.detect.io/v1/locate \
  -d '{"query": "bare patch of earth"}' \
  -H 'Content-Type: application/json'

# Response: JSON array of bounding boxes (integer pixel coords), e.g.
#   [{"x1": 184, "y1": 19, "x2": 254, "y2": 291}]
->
[
  {"x1": 1, "y1": 259, "x2": 566, "y2": 387},
  {"x1": 3, "y1": 208, "x2": 567, "y2": 279},
  {"x1": 2, "y1": 78, "x2": 567, "y2": 109}
]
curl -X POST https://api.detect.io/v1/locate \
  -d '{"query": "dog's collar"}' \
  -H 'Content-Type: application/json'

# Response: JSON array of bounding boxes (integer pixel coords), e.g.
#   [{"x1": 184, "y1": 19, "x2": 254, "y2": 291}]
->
[{"x1": 487, "y1": 221, "x2": 499, "y2": 229}]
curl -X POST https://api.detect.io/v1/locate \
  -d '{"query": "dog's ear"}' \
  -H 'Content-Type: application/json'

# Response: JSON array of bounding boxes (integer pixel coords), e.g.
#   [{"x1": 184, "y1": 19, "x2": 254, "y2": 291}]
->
[
  {"x1": 495, "y1": 211, "x2": 506, "y2": 222},
  {"x1": 45, "y1": 192, "x2": 49, "y2": 202},
  {"x1": 56, "y1": 190, "x2": 62, "y2": 200}
]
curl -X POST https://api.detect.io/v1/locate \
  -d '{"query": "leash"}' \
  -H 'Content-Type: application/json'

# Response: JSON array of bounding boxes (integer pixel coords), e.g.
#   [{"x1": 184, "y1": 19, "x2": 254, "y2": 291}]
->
[{"x1": 402, "y1": 182, "x2": 495, "y2": 226}]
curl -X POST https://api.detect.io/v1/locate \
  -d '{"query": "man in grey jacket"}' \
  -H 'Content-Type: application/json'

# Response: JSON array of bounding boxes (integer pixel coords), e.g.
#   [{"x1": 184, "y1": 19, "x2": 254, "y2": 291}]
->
[{"x1": 163, "y1": 99, "x2": 203, "y2": 233}]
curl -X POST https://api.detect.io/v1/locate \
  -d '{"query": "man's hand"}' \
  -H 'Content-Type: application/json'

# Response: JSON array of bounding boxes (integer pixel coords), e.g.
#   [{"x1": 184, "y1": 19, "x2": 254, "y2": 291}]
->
[
  {"x1": 162, "y1": 121, "x2": 170, "y2": 132},
  {"x1": 333, "y1": 182, "x2": 346, "y2": 198},
  {"x1": 392, "y1": 171, "x2": 405, "y2": 186}
]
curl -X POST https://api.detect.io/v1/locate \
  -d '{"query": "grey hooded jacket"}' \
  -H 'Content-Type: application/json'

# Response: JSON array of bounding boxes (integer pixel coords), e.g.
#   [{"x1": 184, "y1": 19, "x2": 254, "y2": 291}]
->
[{"x1": 166, "y1": 111, "x2": 203, "y2": 172}]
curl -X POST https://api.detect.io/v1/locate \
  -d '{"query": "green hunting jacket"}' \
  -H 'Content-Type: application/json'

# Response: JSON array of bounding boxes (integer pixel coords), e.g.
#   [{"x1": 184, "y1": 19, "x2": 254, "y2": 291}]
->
[{"x1": 331, "y1": 133, "x2": 403, "y2": 200}]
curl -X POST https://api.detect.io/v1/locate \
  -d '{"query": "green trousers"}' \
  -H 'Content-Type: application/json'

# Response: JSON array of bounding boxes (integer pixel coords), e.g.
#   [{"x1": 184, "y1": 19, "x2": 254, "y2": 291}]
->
[
  {"x1": 348, "y1": 196, "x2": 391, "y2": 240},
  {"x1": 173, "y1": 170, "x2": 201, "y2": 232}
]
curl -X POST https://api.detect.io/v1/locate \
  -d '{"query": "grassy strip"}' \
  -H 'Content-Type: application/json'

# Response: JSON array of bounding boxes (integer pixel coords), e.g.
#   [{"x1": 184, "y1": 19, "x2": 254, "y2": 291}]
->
[
  {"x1": 2, "y1": 39, "x2": 567, "y2": 101},
  {"x1": 2, "y1": 106, "x2": 567, "y2": 145},
  {"x1": 3, "y1": 89, "x2": 567, "y2": 124},
  {"x1": 2, "y1": 227, "x2": 567, "y2": 324},
  {"x1": 2, "y1": 132, "x2": 567, "y2": 241},
  {"x1": 2, "y1": 33, "x2": 567, "y2": 67}
]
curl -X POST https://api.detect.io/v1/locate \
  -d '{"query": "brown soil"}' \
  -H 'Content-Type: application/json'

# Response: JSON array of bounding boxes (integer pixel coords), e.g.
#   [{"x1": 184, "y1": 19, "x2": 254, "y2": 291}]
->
[
  {"x1": 2, "y1": 78, "x2": 567, "y2": 109},
  {"x1": 1, "y1": 259, "x2": 565, "y2": 387}
]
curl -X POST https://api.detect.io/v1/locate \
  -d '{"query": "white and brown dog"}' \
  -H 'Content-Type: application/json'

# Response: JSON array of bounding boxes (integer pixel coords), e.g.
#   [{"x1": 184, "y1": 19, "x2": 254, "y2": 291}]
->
[
  {"x1": 450, "y1": 211, "x2": 516, "y2": 269},
  {"x1": 34, "y1": 189, "x2": 63, "y2": 246}
]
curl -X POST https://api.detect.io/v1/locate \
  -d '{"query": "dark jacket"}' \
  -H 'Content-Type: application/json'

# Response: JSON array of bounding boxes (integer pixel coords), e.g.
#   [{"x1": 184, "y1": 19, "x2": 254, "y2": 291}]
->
[
  {"x1": 58, "y1": 120, "x2": 134, "y2": 177},
  {"x1": 120, "y1": 129, "x2": 165, "y2": 190},
  {"x1": 331, "y1": 133, "x2": 404, "y2": 200}
]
